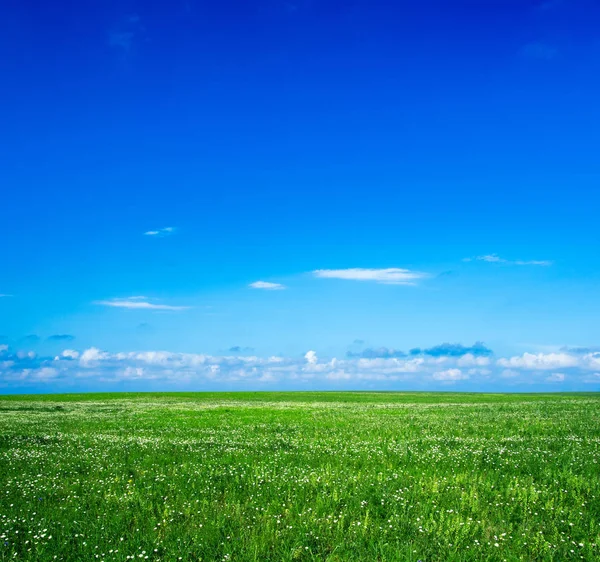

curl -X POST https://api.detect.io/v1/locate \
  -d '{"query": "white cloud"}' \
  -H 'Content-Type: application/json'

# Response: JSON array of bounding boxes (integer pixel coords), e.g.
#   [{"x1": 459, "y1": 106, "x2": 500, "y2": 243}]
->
[
  {"x1": 432, "y1": 368, "x2": 468, "y2": 381},
  {"x1": 144, "y1": 227, "x2": 176, "y2": 237},
  {"x1": 313, "y1": 268, "x2": 427, "y2": 285},
  {"x1": 249, "y1": 281, "x2": 286, "y2": 290},
  {"x1": 588, "y1": 354, "x2": 600, "y2": 369},
  {"x1": 479, "y1": 254, "x2": 505, "y2": 263},
  {"x1": 457, "y1": 354, "x2": 490, "y2": 367},
  {"x1": 94, "y1": 297, "x2": 189, "y2": 311},
  {"x1": 35, "y1": 367, "x2": 59, "y2": 381},
  {"x1": 304, "y1": 350, "x2": 318, "y2": 365},
  {"x1": 80, "y1": 347, "x2": 110, "y2": 366},
  {"x1": 465, "y1": 254, "x2": 552, "y2": 266},
  {"x1": 497, "y1": 352, "x2": 578, "y2": 370},
  {"x1": 0, "y1": 345, "x2": 8, "y2": 353},
  {"x1": 583, "y1": 373, "x2": 600, "y2": 384},
  {"x1": 3, "y1": 344, "x2": 600, "y2": 390},
  {"x1": 514, "y1": 260, "x2": 553, "y2": 266},
  {"x1": 468, "y1": 368, "x2": 491, "y2": 376},
  {"x1": 123, "y1": 366, "x2": 145, "y2": 379},
  {"x1": 258, "y1": 372, "x2": 278, "y2": 383}
]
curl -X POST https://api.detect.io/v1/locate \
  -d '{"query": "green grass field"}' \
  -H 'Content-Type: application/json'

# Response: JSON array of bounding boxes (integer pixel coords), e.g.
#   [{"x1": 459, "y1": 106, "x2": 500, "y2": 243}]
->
[{"x1": 1, "y1": 392, "x2": 599, "y2": 561}]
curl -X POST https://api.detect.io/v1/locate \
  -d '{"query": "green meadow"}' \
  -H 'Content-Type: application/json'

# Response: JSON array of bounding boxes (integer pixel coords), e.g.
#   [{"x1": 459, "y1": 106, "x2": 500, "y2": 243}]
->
[{"x1": 0, "y1": 392, "x2": 599, "y2": 561}]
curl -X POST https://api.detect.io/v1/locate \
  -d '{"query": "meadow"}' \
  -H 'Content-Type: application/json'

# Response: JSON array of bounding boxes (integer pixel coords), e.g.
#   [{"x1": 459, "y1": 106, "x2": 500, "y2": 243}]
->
[{"x1": 0, "y1": 392, "x2": 599, "y2": 561}]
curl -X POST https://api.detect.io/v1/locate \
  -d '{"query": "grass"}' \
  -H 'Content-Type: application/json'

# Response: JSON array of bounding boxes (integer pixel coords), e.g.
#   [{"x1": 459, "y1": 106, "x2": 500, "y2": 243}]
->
[{"x1": 0, "y1": 392, "x2": 599, "y2": 561}]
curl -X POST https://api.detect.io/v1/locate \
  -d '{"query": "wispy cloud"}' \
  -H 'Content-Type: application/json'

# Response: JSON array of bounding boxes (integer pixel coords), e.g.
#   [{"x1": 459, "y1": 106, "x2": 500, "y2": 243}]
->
[
  {"x1": 47, "y1": 334, "x2": 76, "y2": 342},
  {"x1": 347, "y1": 347, "x2": 406, "y2": 359},
  {"x1": 109, "y1": 31, "x2": 135, "y2": 51},
  {"x1": 94, "y1": 296, "x2": 190, "y2": 311},
  {"x1": 521, "y1": 42, "x2": 558, "y2": 60},
  {"x1": 465, "y1": 254, "x2": 504, "y2": 263},
  {"x1": 108, "y1": 14, "x2": 144, "y2": 54},
  {"x1": 561, "y1": 346, "x2": 600, "y2": 355},
  {"x1": 514, "y1": 260, "x2": 554, "y2": 266},
  {"x1": 249, "y1": 281, "x2": 286, "y2": 290},
  {"x1": 313, "y1": 268, "x2": 427, "y2": 285},
  {"x1": 144, "y1": 227, "x2": 176, "y2": 237},
  {"x1": 20, "y1": 335, "x2": 41, "y2": 344},
  {"x1": 536, "y1": 0, "x2": 563, "y2": 11},
  {"x1": 228, "y1": 346, "x2": 255, "y2": 354},
  {"x1": 0, "y1": 294, "x2": 12, "y2": 298},
  {"x1": 463, "y1": 254, "x2": 552, "y2": 266}
]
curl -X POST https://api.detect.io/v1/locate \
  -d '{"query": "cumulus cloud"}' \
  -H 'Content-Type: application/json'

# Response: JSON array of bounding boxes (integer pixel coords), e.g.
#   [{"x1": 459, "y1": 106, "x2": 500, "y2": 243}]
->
[
  {"x1": 313, "y1": 268, "x2": 427, "y2": 285},
  {"x1": 122, "y1": 366, "x2": 145, "y2": 379},
  {"x1": 457, "y1": 354, "x2": 491, "y2": 367},
  {"x1": 433, "y1": 368, "x2": 468, "y2": 381},
  {"x1": 249, "y1": 281, "x2": 286, "y2": 290},
  {"x1": 464, "y1": 254, "x2": 552, "y2": 266},
  {"x1": 304, "y1": 350, "x2": 318, "y2": 365},
  {"x1": 80, "y1": 347, "x2": 110, "y2": 365},
  {"x1": 94, "y1": 297, "x2": 190, "y2": 311},
  {"x1": 497, "y1": 352, "x2": 579, "y2": 370},
  {"x1": 144, "y1": 227, "x2": 176, "y2": 237}
]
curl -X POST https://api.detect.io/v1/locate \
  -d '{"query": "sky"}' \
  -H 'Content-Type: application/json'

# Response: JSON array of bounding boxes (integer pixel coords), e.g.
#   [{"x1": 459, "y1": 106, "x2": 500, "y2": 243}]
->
[{"x1": 1, "y1": 0, "x2": 600, "y2": 393}]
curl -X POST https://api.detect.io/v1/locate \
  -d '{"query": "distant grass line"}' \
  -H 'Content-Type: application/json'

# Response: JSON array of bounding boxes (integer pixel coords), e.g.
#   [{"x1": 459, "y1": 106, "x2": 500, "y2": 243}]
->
[
  {"x1": 1, "y1": 390, "x2": 596, "y2": 403},
  {"x1": 1, "y1": 393, "x2": 599, "y2": 561}
]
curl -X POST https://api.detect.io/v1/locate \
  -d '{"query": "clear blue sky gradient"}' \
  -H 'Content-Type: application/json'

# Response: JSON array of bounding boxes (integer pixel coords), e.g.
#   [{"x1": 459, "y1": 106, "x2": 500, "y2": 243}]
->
[{"x1": 1, "y1": 0, "x2": 599, "y2": 392}]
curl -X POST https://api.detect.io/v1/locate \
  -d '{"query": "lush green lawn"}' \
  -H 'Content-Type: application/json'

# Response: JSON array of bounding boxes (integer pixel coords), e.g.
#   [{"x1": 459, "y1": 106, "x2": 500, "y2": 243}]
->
[{"x1": 0, "y1": 393, "x2": 599, "y2": 561}]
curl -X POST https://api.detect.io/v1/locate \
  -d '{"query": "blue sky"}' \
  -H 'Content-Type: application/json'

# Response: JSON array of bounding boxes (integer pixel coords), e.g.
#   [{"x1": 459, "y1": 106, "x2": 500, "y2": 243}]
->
[{"x1": 1, "y1": 0, "x2": 600, "y2": 393}]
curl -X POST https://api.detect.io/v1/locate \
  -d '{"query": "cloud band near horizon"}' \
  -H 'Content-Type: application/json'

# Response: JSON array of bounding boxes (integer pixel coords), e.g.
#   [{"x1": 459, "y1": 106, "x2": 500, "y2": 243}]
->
[{"x1": 1, "y1": 344, "x2": 598, "y2": 391}]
